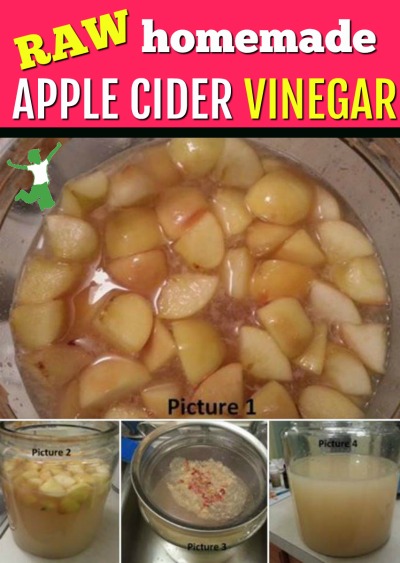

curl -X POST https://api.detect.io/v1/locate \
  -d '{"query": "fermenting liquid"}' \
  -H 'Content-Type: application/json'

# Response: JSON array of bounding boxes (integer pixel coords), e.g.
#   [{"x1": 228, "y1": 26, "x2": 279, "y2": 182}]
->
[{"x1": 288, "y1": 454, "x2": 398, "y2": 556}]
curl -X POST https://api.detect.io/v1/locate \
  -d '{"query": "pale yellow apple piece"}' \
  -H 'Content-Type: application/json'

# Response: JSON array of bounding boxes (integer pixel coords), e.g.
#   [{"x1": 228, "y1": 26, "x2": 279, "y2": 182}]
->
[
  {"x1": 221, "y1": 247, "x2": 254, "y2": 299},
  {"x1": 156, "y1": 186, "x2": 208, "y2": 241},
  {"x1": 59, "y1": 189, "x2": 83, "y2": 218},
  {"x1": 310, "y1": 186, "x2": 341, "y2": 221},
  {"x1": 66, "y1": 170, "x2": 109, "y2": 211},
  {"x1": 40, "y1": 478, "x2": 66, "y2": 497},
  {"x1": 20, "y1": 344, "x2": 92, "y2": 388},
  {"x1": 141, "y1": 320, "x2": 176, "y2": 372},
  {"x1": 174, "y1": 211, "x2": 225, "y2": 269},
  {"x1": 321, "y1": 343, "x2": 372, "y2": 396},
  {"x1": 308, "y1": 280, "x2": 361, "y2": 324},
  {"x1": 294, "y1": 323, "x2": 328, "y2": 375},
  {"x1": 172, "y1": 319, "x2": 225, "y2": 386},
  {"x1": 168, "y1": 138, "x2": 224, "y2": 178},
  {"x1": 261, "y1": 157, "x2": 288, "y2": 174},
  {"x1": 141, "y1": 381, "x2": 183, "y2": 417},
  {"x1": 274, "y1": 229, "x2": 326, "y2": 267},
  {"x1": 250, "y1": 260, "x2": 315, "y2": 303},
  {"x1": 105, "y1": 207, "x2": 163, "y2": 259},
  {"x1": 137, "y1": 143, "x2": 181, "y2": 187},
  {"x1": 157, "y1": 274, "x2": 218, "y2": 319},
  {"x1": 257, "y1": 298, "x2": 314, "y2": 358},
  {"x1": 316, "y1": 220, "x2": 374, "y2": 263},
  {"x1": 247, "y1": 381, "x2": 299, "y2": 419},
  {"x1": 57, "y1": 380, "x2": 80, "y2": 418},
  {"x1": 17, "y1": 256, "x2": 84, "y2": 304},
  {"x1": 79, "y1": 357, "x2": 151, "y2": 411},
  {"x1": 245, "y1": 170, "x2": 314, "y2": 225},
  {"x1": 298, "y1": 385, "x2": 364, "y2": 419},
  {"x1": 191, "y1": 364, "x2": 244, "y2": 416},
  {"x1": 340, "y1": 323, "x2": 386, "y2": 374},
  {"x1": 106, "y1": 249, "x2": 168, "y2": 298},
  {"x1": 331, "y1": 256, "x2": 387, "y2": 305},
  {"x1": 108, "y1": 165, "x2": 157, "y2": 207},
  {"x1": 211, "y1": 188, "x2": 252, "y2": 236},
  {"x1": 11, "y1": 300, "x2": 68, "y2": 350},
  {"x1": 68, "y1": 287, "x2": 114, "y2": 341},
  {"x1": 213, "y1": 138, "x2": 264, "y2": 189},
  {"x1": 239, "y1": 326, "x2": 292, "y2": 381},
  {"x1": 245, "y1": 221, "x2": 295, "y2": 257},
  {"x1": 45, "y1": 215, "x2": 99, "y2": 262},
  {"x1": 94, "y1": 293, "x2": 153, "y2": 354}
]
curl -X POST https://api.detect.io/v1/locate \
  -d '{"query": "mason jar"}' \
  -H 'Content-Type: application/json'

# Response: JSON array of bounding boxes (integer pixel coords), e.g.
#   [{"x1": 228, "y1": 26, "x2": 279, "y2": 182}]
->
[
  {"x1": 0, "y1": 420, "x2": 118, "y2": 558},
  {"x1": 282, "y1": 421, "x2": 400, "y2": 557}
]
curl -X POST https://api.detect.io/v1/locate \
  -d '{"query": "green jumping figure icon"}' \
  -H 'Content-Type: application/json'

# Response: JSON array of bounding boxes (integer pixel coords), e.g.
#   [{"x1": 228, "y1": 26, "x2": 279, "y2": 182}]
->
[{"x1": 7, "y1": 142, "x2": 62, "y2": 211}]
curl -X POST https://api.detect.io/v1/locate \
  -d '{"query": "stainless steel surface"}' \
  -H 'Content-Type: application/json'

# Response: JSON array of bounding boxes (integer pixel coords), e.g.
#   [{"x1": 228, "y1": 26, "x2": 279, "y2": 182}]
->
[
  {"x1": 121, "y1": 465, "x2": 267, "y2": 563},
  {"x1": 1, "y1": 137, "x2": 400, "y2": 418}
]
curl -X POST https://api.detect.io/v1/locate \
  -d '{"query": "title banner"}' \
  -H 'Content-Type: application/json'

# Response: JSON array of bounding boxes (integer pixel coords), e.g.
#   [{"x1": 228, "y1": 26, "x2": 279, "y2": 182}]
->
[{"x1": 0, "y1": 0, "x2": 398, "y2": 127}]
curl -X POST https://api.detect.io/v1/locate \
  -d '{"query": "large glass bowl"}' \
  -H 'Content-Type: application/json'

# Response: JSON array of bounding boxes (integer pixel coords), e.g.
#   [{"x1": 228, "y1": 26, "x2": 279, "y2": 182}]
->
[{"x1": 0, "y1": 137, "x2": 399, "y2": 418}]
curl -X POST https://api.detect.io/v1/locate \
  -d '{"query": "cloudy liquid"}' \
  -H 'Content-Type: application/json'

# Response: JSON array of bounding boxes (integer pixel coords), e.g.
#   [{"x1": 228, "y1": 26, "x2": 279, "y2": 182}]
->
[{"x1": 288, "y1": 454, "x2": 398, "y2": 557}]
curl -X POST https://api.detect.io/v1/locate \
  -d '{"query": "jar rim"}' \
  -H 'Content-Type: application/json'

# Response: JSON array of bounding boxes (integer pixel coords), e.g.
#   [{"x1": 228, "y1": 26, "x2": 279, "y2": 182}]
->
[{"x1": 0, "y1": 421, "x2": 118, "y2": 444}]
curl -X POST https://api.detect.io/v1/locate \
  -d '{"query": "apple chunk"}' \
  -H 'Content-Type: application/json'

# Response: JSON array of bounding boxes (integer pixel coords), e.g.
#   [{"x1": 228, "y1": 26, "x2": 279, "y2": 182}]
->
[
  {"x1": 294, "y1": 323, "x2": 328, "y2": 375},
  {"x1": 141, "y1": 382, "x2": 183, "y2": 417},
  {"x1": 11, "y1": 300, "x2": 68, "y2": 350},
  {"x1": 340, "y1": 323, "x2": 386, "y2": 374},
  {"x1": 141, "y1": 320, "x2": 176, "y2": 372},
  {"x1": 247, "y1": 381, "x2": 299, "y2": 419},
  {"x1": 310, "y1": 186, "x2": 341, "y2": 221},
  {"x1": 298, "y1": 385, "x2": 364, "y2": 419},
  {"x1": 105, "y1": 207, "x2": 163, "y2": 259},
  {"x1": 45, "y1": 215, "x2": 99, "y2": 262},
  {"x1": 239, "y1": 326, "x2": 292, "y2": 381},
  {"x1": 321, "y1": 344, "x2": 372, "y2": 396},
  {"x1": 174, "y1": 211, "x2": 225, "y2": 269},
  {"x1": 108, "y1": 165, "x2": 157, "y2": 208},
  {"x1": 257, "y1": 298, "x2": 314, "y2": 359},
  {"x1": 331, "y1": 256, "x2": 388, "y2": 305},
  {"x1": 157, "y1": 274, "x2": 218, "y2": 319},
  {"x1": 190, "y1": 364, "x2": 244, "y2": 416},
  {"x1": 20, "y1": 344, "x2": 92, "y2": 388},
  {"x1": 274, "y1": 229, "x2": 326, "y2": 267},
  {"x1": 17, "y1": 257, "x2": 83, "y2": 304},
  {"x1": 221, "y1": 247, "x2": 254, "y2": 299},
  {"x1": 316, "y1": 220, "x2": 374, "y2": 263},
  {"x1": 94, "y1": 293, "x2": 153, "y2": 354},
  {"x1": 106, "y1": 249, "x2": 168, "y2": 298},
  {"x1": 211, "y1": 188, "x2": 252, "y2": 236},
  {"x1": 245, "y1": 222, "x2": 295, "y2": 257},
  {"x1": 251, "y1": 260, "x2": 315, "y2": 303},
  {"x1": 168, "y1": 138, "x2": 224, "y2": 178},
  {"x1": 156, "y1": 186, "x2": 208, "y2": 241},
  {"x1": 245, "y1": 170, "x2": 314, "y2": 225},
  {"x1": 137, "y1": 143, "x2": 181, "y2": 187},
  {"x1": 308, "y1": 280, "x2": 361, "y2": 324},
  {"x1": 213, "y1": 138, "x2": 264, "y2": 189},
  {"x1": 66, "y1": 170, "x2": 109, "y2": 212},
  {"x1": 79, "y1": 357, "x2": 151, "y2": 411},
  {"x1": 172, "y1": 319, "x2": 225, "y2": 385}
]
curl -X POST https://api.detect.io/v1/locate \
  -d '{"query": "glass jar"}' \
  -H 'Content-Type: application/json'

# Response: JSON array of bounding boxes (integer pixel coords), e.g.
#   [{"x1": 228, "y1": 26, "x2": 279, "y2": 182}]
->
[
  {"x1": 0, "y1": 421, "x2": 118, "y2": 558},
  {"x1": 131, "y1": 421, "x2": 268, "y2": 559},
  {"x1": 282, "y1": 421, "x2": 400, "y2": 557}
]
